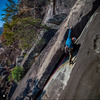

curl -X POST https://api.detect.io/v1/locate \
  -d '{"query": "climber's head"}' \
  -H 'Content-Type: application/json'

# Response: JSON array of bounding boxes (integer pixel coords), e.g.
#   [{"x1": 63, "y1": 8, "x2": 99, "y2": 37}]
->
[{"x1": 72, "y1": 37, "x2": 76, "y2": 42}]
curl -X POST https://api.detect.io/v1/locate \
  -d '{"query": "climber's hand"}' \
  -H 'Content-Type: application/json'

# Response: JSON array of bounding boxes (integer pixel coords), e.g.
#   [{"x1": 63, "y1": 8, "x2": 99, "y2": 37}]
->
[
  {"x1": 66, "y1": 26, "x2": 72, "y2": 29},
  {"x1": 69, "y1": 26, "x2": 72, "y2": 29}
]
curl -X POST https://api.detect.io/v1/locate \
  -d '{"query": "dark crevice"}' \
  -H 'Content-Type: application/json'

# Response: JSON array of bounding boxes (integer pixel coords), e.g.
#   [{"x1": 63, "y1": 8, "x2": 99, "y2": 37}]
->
[
  {"x1": 53, "y1": 0, "x2": 56, "y2": 15},
  {"x1": 72, "y1": 0, "x2": 100, "y2": 38}
]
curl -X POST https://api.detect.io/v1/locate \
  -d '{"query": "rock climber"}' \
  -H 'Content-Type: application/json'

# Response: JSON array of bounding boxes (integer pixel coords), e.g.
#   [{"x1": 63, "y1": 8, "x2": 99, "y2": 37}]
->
[{"x1": 65, "y1": 27, "x2": 76, "y2": 64}]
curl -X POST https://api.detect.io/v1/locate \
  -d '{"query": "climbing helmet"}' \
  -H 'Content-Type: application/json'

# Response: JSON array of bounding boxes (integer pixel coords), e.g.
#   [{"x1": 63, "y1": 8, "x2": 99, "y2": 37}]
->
[{"x1": 72, "y1": 37, "x2": 76, "y2": 42}]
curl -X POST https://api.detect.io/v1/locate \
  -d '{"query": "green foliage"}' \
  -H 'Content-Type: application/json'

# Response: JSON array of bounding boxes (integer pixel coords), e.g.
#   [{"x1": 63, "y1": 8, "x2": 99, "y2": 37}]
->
[
  {"x1": 3, "y1": 22, "x2": 12, "y2": 30},
  {"x1": 21, "y1": 17, "x2": 41, "y2": 26},
  {"x1": 2, "y1": 16, "x2": 47, "y2": 50},
  {"x1": 11, "y1": 66, "x2": 24, "y2": 82},
  {"x1": 47, "y1": 0, "x2": 51, "y2": 5},
  {"x1": 41, "y1": 24, "x2": 51, "y2": 30},
  {"x1": 2, "y1": 17, "x2": 40, "y2": 47},
  {"x1": 38, "y1": 38, "x2": 45, "y2": 44},
  {"x1": 20, "y1": 41, "x2": 29, "y2": 50},
  {"x1": 8, "y1": 75, "x2": 12, "y2": 81},
  {"x1": 24, "y1": 53, "x2": 28, "y2": 57},
  {"x1": 3, "y1": 31, "x2": 15, "y2": 45},
  {"x1": 6, "y1": 59, "x2": 11, "y2": 66},
  {"x1": 13, "y1": 17, "x2": 42, "y2": 49},
  {"x1": 1, "y1": 0, "x2": 19, "y2": 23},
  {"x1": 0, "y1": 76, "x2": 2, "y2": 81}
]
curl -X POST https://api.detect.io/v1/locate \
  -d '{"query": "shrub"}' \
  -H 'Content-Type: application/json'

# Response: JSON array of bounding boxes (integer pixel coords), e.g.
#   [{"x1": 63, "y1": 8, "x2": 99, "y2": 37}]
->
[
  {"x1": 2, "y1": 17, "x2": 45, "y2": 49},
  {"x1": 41, "y1": 24, "x2": 51, "y2": 30},
  {"x1": 22, "y1": 42, "x2": 29, "y2": 50},
  {"x1": 38, "y1": 38, "x2": 45, "y2": 44},
  {"x1": 0, "y1": 76, "x2": 2, "y2": 81},
  {"x1": 11, "y1": 66, "x2": 24, "y2": 82},
  {"x1": 2, "y1": 31, "x2": 14, "y2": 46},
  {"x1": 8, "y1": 75, "x2": 12, "y2": 82}
]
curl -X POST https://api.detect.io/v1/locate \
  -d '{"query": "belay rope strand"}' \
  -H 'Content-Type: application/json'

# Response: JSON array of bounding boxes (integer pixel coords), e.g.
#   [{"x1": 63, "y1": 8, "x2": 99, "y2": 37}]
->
[{"x1": 43, "y1": 53, "x2": 68, "y2": 90}]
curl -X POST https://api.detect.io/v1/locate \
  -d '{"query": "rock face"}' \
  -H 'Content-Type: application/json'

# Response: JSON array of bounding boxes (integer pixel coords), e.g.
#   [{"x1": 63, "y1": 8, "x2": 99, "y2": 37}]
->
[
  {"x1": 41, "y1": 53, "x2": 77, "y2": 99},
  {"x1": 41, "y1": 5, "x2": 100, "y2": 100},
  {"x1": 0, "y1": 67, "x2": 6, "y2": 76},
  {"x1": 19, "y1": 0, "x2": 77, "y2": 20},
  {"x1": 59, "y1": 6, "x2": 100, "y2": 99},
  {"x1": 11, "y1": 0, "x2": 100, "y2": 99},
  {"x1": 43, "y1": 0, "x2": 76, "y2": 25},
  {"x1": 8, "y1": 82, "x2": 17, "y2": 99},
  {"x1": 19, "y1": 0, "x2": 50, "y2": 18},
  {"x1": 47, "y1": 13, "x2": 67, "y2": 25},
  {"x1": 35, "y1": 0, "x2": 100, "y2": 93},
  {"x1": 54, "y1": 0, "x2": 77, "y2": 14}
]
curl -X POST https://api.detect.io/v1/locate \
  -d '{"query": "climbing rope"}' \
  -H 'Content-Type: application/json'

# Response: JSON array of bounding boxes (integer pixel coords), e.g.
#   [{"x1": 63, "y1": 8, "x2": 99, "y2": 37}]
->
[{"x1": 42, "y1": 53, "x2": 68, "y2": 90}]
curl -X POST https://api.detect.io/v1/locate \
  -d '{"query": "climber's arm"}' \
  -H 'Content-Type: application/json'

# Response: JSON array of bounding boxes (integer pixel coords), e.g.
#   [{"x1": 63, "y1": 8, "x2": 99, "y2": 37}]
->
[{"x1": 68, "y1": 28, "x2": 71, "y2": 38}]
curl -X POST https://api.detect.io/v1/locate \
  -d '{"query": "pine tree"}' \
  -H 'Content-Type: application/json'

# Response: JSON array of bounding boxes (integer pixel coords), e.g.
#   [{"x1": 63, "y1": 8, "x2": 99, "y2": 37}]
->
[{"x1": 1, "y1": 0, "x2": 19, "y2": 23}]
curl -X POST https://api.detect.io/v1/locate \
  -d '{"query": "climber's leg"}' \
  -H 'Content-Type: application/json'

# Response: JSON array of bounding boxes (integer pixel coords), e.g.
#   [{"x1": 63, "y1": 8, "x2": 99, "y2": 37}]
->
[
  {"x1": 65, "y1": 46, "x2": 67, "y2": 53},
  {"x1": 69, "y1": 48, "x2": 73, "y2": 64}
]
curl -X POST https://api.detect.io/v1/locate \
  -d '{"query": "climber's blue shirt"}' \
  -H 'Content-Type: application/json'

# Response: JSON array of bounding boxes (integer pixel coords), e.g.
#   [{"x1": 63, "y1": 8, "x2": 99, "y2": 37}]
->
[{"x1": 66, "y1": 29, "x2": 73, "y2": 49}]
